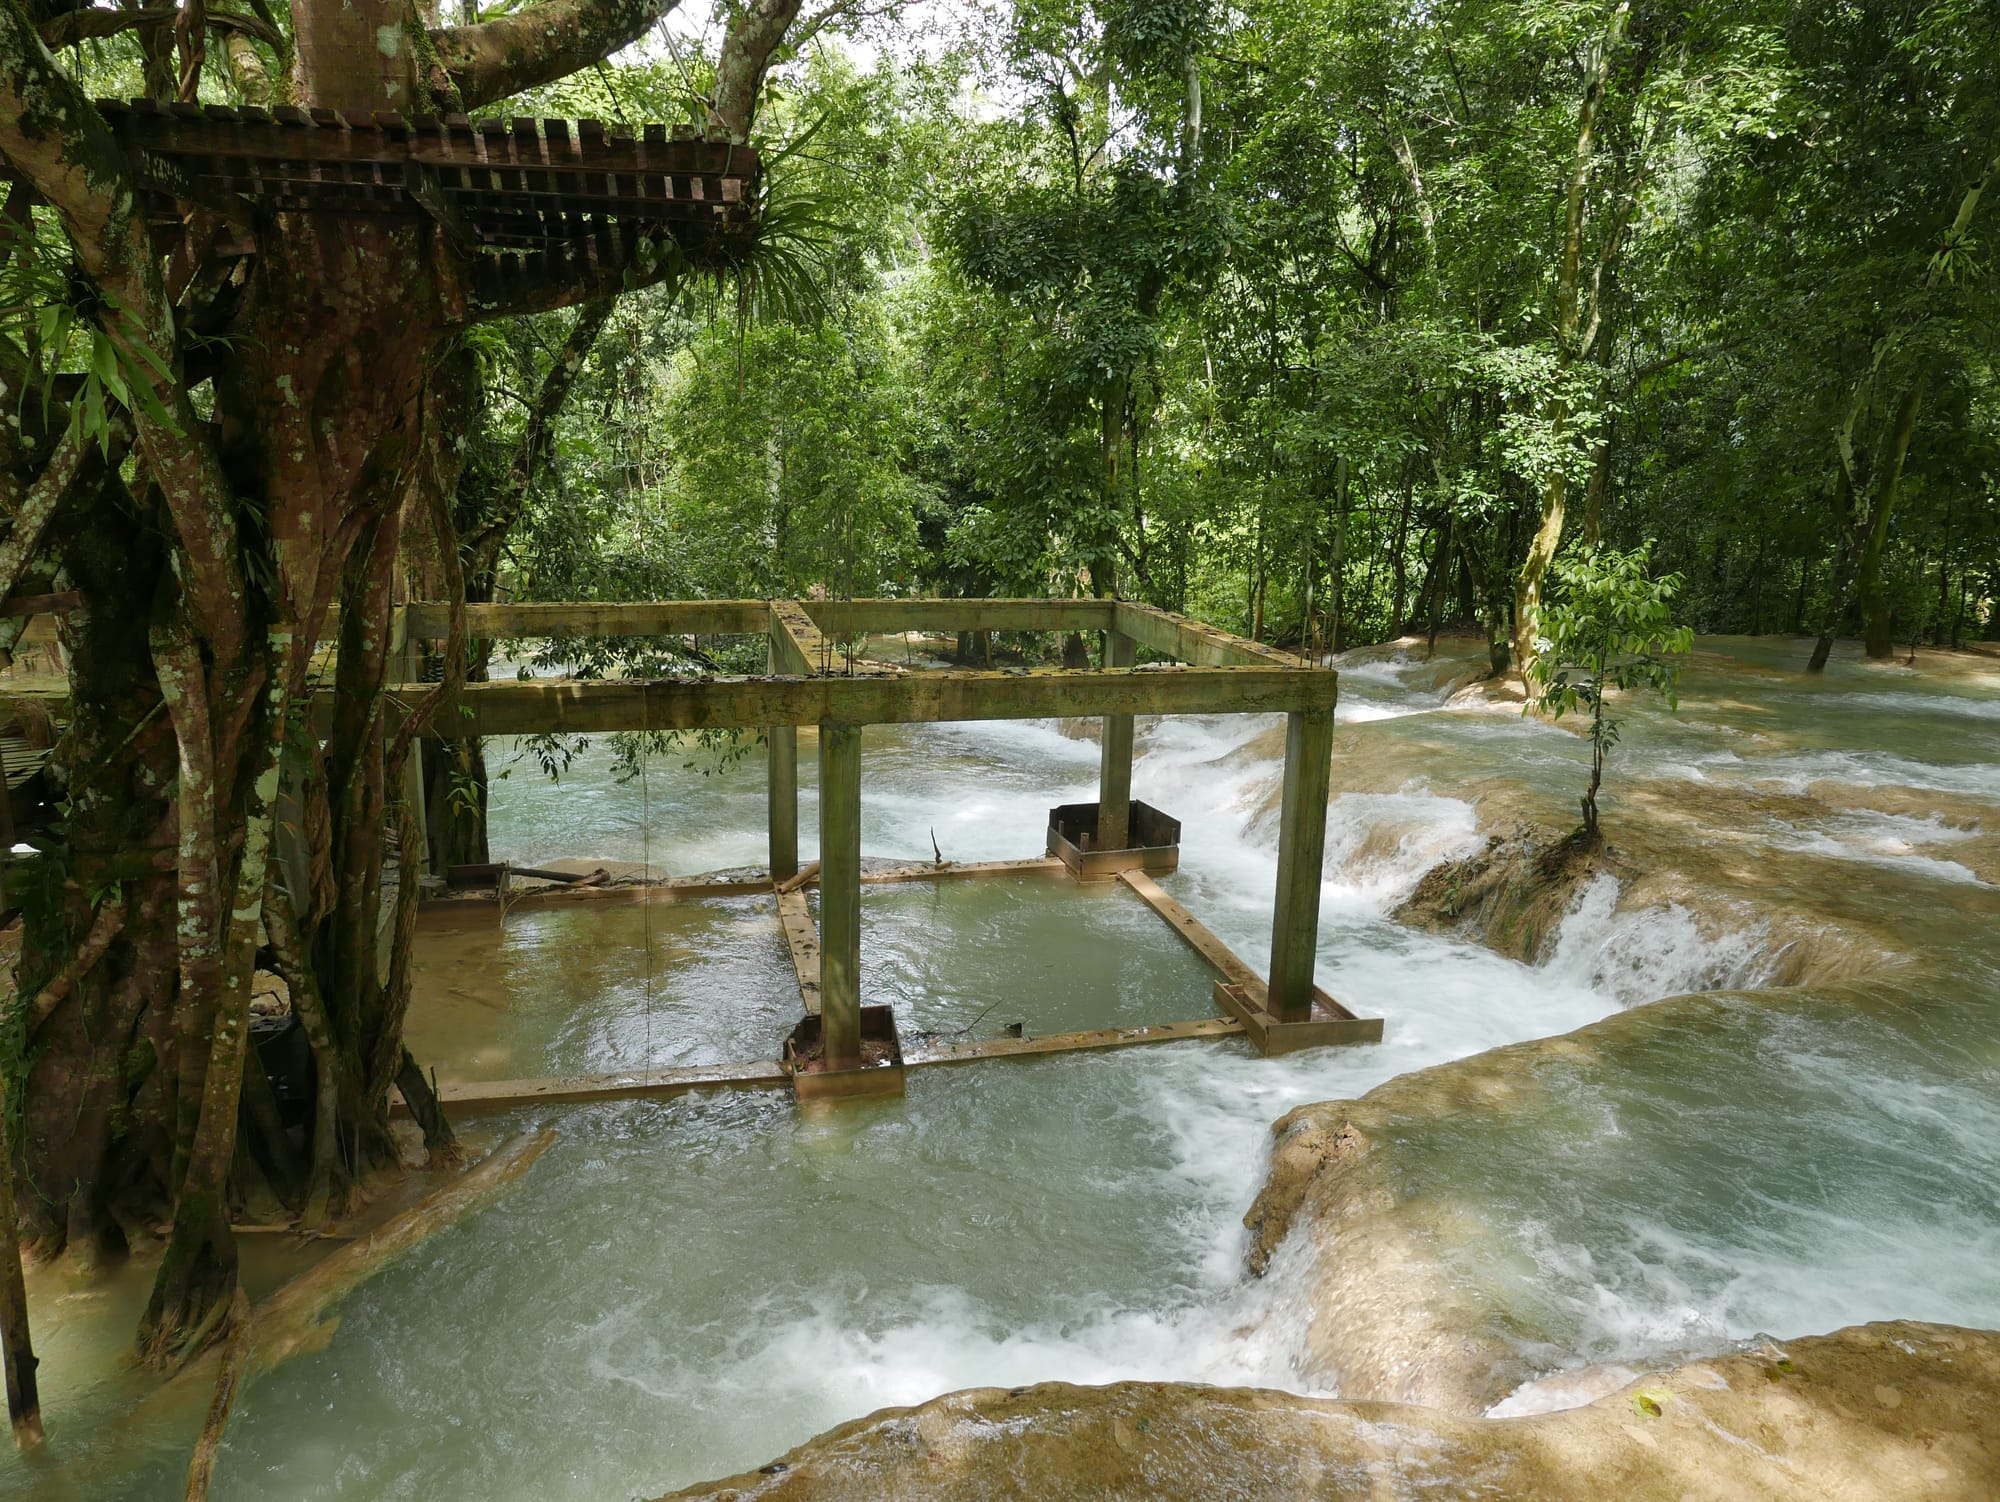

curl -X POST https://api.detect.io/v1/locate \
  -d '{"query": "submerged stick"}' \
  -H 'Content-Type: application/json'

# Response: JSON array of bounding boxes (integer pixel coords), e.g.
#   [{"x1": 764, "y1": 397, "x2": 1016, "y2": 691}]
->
[
  {"x1": 56, "y1": 1130, "x2": 559, "y2": 1500},
  {"x1": 774, "y1": 860, "x2": 821, "y2": 895},
  {"x1": 247, "y1": 1126, "x2": 558, "y2": 1375},
  {"x1": 182, "y1": 1286, "x2": 251, "y2": 1501}
]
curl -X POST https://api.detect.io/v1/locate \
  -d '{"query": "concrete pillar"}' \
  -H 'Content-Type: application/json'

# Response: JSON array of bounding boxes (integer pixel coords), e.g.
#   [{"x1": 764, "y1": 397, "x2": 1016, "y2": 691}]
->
[
  {"x1": 767, "y1": 727, "x2": 799, "y2": 880},
  {"x1": 1267, "y1": 707, "x2": 1334, "y2": 1023},
  {"x1": 818, "y1": 719, "x2": 863, "y2": 1069},
  {"x1": 766, "y1": 639, "x2": 799, "y2": 879},
  {"x1": 1098, "y1": 630, "x2": 1135, "y2": 851}
]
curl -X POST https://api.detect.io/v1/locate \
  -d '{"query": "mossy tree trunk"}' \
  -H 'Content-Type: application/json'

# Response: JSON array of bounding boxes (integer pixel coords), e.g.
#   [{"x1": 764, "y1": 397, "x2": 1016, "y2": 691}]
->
[{"x1": 0, "y1": 0, "x2": 801, "y2": 1365}]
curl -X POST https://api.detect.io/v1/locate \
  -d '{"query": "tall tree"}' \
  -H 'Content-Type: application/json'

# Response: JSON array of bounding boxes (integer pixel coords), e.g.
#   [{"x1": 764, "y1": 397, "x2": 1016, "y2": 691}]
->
[{"x1": 0, "y1": 0, "x2": 800, "y2": 1361}]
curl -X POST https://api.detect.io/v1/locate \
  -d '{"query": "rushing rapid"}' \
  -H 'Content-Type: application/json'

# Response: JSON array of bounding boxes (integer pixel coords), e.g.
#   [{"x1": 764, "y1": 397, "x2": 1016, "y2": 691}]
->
[{"x1": 14, "y1": 635, "x2": 1999, "y2": 1500}]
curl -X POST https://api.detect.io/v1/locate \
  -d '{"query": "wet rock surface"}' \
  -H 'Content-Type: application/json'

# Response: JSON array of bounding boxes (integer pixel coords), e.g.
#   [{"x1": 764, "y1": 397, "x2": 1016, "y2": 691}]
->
[{"x1": 658, "y1": 1320, "x2": 2000, "y2": 1501}]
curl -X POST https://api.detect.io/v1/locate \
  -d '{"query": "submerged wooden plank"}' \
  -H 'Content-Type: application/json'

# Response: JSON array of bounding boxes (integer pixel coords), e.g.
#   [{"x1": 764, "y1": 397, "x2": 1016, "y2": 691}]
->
[
  {"x1": 351, "y1": 663, "x2": 1339, "y2": 736},
  {"x1": 776, "y1": 887, "x2": 822, "y2": 1016},
  {"x1": 903, "y1": 1015, "x2": 1243, "y2": 1066},
  {"x1": 860, "y1": 857, "x2": 1069, "y2": 885},
  {"x1": 421, "y1": 874, "x2": 774, "y2": 912},
  {"x1": 419, "y1": 858, "x2": 1068, "y2": 913},
  {"x1": 1116, "y1": 869, "x2": 1266, "y2": 996},
  {"x1": 415, "y1": 1060, "x2": 792, "y2": 1115},
  {"x1": 418, "y1": 1018, "x2": 1243, "y2": 1118}
]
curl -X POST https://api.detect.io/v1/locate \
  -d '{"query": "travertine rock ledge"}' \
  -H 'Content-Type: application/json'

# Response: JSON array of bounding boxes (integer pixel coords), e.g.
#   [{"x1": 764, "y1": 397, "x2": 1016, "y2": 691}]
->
[{"x1": 658, "y1": 1320, "x2": 2000, "y2": 1501}]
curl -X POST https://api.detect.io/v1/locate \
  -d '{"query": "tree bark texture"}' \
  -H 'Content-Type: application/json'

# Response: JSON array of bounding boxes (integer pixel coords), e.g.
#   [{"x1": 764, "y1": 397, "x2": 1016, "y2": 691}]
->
[{"x1": 0, "y1": 0, "x2": 803, "y2": 1364}]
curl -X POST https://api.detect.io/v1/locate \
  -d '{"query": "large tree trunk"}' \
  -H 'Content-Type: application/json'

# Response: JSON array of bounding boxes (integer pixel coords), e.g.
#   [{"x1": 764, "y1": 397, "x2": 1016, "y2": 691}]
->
[
  {"x1": 2, "y1": 0, "x2": 801, "y2": 1369},
  {"x1": 17, "y1": 475, "x2": 180, "y2": 1266},
  {"x1": 1811, "y1": 376, "x2": 1925, "y2": 672},
  {"x1": 1857, "y1": 377, "x2": 1927, "y2": 661}
]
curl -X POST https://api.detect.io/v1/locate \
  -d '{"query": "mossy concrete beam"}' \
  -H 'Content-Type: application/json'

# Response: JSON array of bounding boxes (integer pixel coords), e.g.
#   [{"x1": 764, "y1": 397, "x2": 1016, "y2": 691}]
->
[{"x1": 347, "y1": 664, "x2": 1339, "y2": 737}]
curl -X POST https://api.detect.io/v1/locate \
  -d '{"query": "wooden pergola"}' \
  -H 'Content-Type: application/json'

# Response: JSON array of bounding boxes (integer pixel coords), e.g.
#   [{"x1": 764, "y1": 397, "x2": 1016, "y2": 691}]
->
[
  {"x1": 0, "y1": 99, "x2": 762, "y2": 313},
  {"x1": 366, "y1": 598, "x2": 1374, "y2": 1074}
]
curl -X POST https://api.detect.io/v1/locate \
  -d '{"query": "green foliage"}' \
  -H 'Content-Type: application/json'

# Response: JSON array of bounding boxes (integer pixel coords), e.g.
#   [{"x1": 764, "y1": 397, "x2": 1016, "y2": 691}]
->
[
  {"x1": 0, "y1": 215, "x2": 181, "y2": 455},
  {"x1": 1529, "y1": 542, "x2": 1694, "y2": 834}
]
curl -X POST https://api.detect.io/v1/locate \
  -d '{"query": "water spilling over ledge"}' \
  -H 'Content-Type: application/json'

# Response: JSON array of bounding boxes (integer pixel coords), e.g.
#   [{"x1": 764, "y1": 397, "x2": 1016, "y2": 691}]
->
[{"x1": 8, "y1": 634, "x2": 1997, "y2": 1499}]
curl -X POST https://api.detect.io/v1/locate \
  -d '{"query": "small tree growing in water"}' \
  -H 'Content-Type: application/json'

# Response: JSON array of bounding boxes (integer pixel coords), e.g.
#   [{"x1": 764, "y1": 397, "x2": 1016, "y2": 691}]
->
[{"x1": 1529, "y1": 543, "x2": 1693, "y2": 838}]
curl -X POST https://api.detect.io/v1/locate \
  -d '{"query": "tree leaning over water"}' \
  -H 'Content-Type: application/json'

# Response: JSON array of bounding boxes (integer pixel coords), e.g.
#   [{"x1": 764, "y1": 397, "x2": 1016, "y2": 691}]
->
[{"x1": 0, "y1": 0, "x2": 802, "y2": 1362}]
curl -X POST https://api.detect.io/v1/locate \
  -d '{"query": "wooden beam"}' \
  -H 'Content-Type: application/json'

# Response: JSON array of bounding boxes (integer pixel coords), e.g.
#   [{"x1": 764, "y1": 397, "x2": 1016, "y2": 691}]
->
[
  {"x1": 1268, "y1": 708, "x2": 1335, "y2": 1023},
  {"x1": 1116, "y1": 870, "x2": 1266, "y2": 995},
  {"x1": 1114, "y1": 601, "x2": 1314, "y2": 670},
  {"x1": 903, "y1": 1016, "x2": 1242, "y2": 1066},
  {"x1": 859, "y1": 857, "x2": 1067, "y2": 885},
  {"x1": 405, "y1": 1059, "x2": 793, "y2": 1115},
  {"x1": 0, "y1": 591, "x2": 81, "y2": 619},
  {"x1": 403, "y1": 1018, "x2": 1244, "y2": 1117},
  {"x1": 351, "y1": 664, "x2": 1339, "y2": 737},
  {"x1": 805, "y1": 598, "x2": 1116, "y2": 636},
  {"x1": 400, "y1": 600, "x2": 771, "y2": 640}
]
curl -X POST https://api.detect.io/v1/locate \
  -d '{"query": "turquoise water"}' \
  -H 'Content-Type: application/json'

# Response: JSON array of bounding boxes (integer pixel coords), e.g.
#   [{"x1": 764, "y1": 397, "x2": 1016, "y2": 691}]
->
[{"x1": 10, "y1": 636, "x2": 1998, "y2": 1498}]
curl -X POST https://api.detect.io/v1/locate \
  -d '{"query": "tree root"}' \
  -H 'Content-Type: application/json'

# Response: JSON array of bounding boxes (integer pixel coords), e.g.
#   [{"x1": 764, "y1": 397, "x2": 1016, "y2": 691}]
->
[
  {"x1": 246, "y1": 1126, "x2": 555, "y2": 1376},
  {"x1": 181, "y1": 1285, "x2": 250, "y2": 1501},
  {"x1": 26, "y1": 901, "x2": 125, "y2": 1036}
]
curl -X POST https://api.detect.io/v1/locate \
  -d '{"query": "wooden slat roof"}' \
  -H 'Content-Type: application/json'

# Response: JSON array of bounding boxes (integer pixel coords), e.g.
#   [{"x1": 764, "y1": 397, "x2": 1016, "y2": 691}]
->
[{"x1": 4, "y1": 98, "x2": 760, "y2": 270}]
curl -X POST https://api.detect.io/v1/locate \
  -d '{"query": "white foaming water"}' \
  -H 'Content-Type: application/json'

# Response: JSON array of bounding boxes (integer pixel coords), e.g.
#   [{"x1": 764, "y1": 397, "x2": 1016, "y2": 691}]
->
[
  {"x1": 1313, "y1": 789, "x2": 1486, "y2": 910},
  {"x1": 1816, "y1": 690, "x2": 2000, "y2": 721},
  {"x1": 1477, "y1": 1011, "x2": 2000, "y2": 1412},
  {"x1": 1544, "y1": 874, "x2": 1775, "y2": 1005},
  {"x1": 89, "y1": 704, "x2": 1691, "y2": 1502},
  {"x1": 1767, "y1": 810, "x2": 1990, "y2": 887},
  {"x1": 1742, "y1": 748, "x2": 2000, "y2": 800},
  {"x1": 52, "y1": 643, "x2": 1986, "y2": 1501}
]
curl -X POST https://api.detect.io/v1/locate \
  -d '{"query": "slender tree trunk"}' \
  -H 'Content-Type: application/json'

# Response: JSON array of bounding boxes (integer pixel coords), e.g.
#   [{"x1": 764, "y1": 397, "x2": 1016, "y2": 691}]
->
[
  {"x1": 1858, "y1": 377, "x2": 1928, "y2": 660},
  {"x1": 0, "y1": 1064, "x2": 41, "y2": 1447},
  {"x1": 1329, "y1": 455, "x2": 1349, "y2": 652},
  {"x1": 1513, "y1": 2, "x2": 1631, "y2": 685},
  {"x1": 1813, "y1": 376, "x2": 1926, "y2": 671}
]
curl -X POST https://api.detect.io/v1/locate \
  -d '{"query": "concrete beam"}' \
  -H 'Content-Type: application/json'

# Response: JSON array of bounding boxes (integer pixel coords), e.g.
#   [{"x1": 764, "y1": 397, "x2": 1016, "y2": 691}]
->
[
  {"x1": 349, "y1": 664, "x2": 1339, "y2": 737},
  {"x1": 1113, "y1": 602, "x2": 1313, "y2": 669},
  {"x1": 804, "y1": 598, "x2": 1116, "y2": 636},
  {"x1": 402, "y1": 600, "x2": 770, "y2": 639},
  {"x1": 818, "y1": 721, "x2": 863, "y2": 1069}
]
